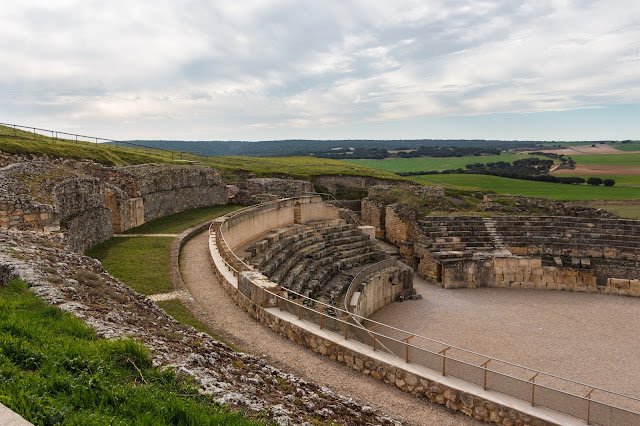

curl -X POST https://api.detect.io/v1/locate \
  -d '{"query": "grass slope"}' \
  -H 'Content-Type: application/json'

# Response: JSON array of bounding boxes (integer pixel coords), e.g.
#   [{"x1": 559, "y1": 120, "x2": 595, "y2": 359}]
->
[
  {"x1": 204, "y1": 156, "x2": 402, "y2": 180},
  {"x1": 87, "y1": 237, "x2": 173, "y2": 295},
  {"x1": 0, "y1": 125, "x2": 178, "y2": 166},
  {"x1": 124, "y1": 205, "x2": 242, "y2": 234},
  {"x1": 593, "y1": 204, "x2": 640, "y2": 219},
  {"x1": 346, "y1": 154, "x2": 550, "y2": 173},
  {"x1": 410, "y1": 174, "x2": 640, "y2": 201},
  {"x1": 0, "y1": 279, "x2": 260, "y2": 426}
]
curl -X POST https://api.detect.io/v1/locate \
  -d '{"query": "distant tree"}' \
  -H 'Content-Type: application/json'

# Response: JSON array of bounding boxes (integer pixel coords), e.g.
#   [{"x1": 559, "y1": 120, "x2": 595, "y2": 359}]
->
[
  {"x1": 587, "y1": 177, "x2": 603, "y2": 186},
  {"x1": 603, "y1": 179, "x2": 616, "y2": 186}
]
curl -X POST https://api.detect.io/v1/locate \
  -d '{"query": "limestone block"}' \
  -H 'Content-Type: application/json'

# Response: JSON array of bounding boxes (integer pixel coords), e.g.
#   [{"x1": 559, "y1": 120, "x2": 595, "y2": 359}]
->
[
  {"x1": 508, "y1": 246, "x2": 527, "y2": 255},
  {"x1": 609, "y1": 278, "x2": 630, "y2": 289}
]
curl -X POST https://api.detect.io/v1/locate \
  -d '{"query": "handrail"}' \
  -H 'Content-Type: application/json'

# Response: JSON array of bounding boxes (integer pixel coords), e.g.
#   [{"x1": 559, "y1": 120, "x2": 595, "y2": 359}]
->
[
  {"x1": 210, "y1": 197, "x2": 640, "y2": 422},
  {"x1": 211, "y1": 197, "x2": 640, "y2": 402}
]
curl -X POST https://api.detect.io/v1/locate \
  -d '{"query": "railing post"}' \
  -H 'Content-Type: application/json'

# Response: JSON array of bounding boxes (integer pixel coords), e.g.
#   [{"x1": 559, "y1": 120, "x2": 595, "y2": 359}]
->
[
  {"x1": 315, "y1": 306, "x2": 327, "y2": 329},
  {"x1": 481, "y1": 359, "x2": 491, "y2": 390},
  {"x1": 368, "y1": 324, "x2": 381, "y2": 351},
  {"x1": 340, "y1": 315, "x2": 352, "y2": 340},
  {"x1": 401, "y1": 335, "x2": 414, "y2": 363},
  {"x1": 529, "y1": 373, "x2": 539, "y2": 407},
  {"x1": 439, "y1": 347, "x2": 451, "y2": 376},
  {"x1": 586, "y1": 388, "x2": 595, "y2": 424}
]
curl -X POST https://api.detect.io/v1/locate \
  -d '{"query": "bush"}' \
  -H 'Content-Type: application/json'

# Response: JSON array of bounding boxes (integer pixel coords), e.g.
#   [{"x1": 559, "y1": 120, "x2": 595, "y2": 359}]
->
[
  {"x1": 603, "y1": 179, "x2": 616, "y2": 187},
  {"x1": 587, "y1": 177, "x2": 603, "y2": 186}
]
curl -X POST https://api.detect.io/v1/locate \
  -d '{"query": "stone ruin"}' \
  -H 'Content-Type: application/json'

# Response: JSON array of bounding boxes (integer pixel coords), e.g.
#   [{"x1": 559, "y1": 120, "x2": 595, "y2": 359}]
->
[{"x1": 359, "y1": 187, "x2": 640, "y2": 297}]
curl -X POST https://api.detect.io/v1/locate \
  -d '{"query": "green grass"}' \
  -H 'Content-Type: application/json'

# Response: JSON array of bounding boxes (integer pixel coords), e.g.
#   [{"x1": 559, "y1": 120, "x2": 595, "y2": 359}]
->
[
  {"x1": 346, "y1": 154, "x2": 551, "y2": 173},
  {"x1": 593, "y1": 204, "x2": 640, "y2": 219},
  {"x1": 125, "y1": 205, "x2": 243, "y2": 234},
  {"x1": 570, "y1": 153, "x2": 640, "y2": 166},
  {"x1": 87, "y1": 237, "x2": 173, "y2": 295},
  {"x1": 554, "y1": 175, "x2": 640, "y2": 186},
  {"x1": 0, "y1": 124, "x2": 182, "y2": 166},
  {"x1": 0, "y1": 278, "x2": 261, "y2": 426},
  {"x1": 541, "y1": 141, "x2": 640, "y2": 152},
  {"x1": 203, "y1": 156, "x2": 403, "y2": 180},
  {"x1": 606, "y1": 143, "x2": 640, "y2": 151},
  {"x1": 410, "y1": 174, "x2": 640, "y2": 201}
]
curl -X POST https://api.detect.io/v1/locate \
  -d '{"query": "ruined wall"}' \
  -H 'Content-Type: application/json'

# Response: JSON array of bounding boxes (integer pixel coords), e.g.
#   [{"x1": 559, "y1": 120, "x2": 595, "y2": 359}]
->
[
  {"x1": 52, "y1": 178, "x2": 113, "y2": 253},
  {"x1": 361, "y1": 199, "x2": 386, "y2": 238},
  {"x1": 312, "y1": 175, "x2": 401, "y2": 194},
  {"x1": 352, "y1": 265, "x2": 414, "y2": 318},
  {"x1": 0, "y1": 197, "x2": 57, "y2": 232},
  {"x1": 231, "y1": 178, "x2": 313, "y2": 205}
]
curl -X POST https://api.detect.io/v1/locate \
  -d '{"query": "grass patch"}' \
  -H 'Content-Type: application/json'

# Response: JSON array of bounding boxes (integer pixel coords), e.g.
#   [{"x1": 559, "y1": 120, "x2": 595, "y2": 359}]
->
[
  {"x1": 606, "y1": 143, "x2": 640, "y2": 152},
  {"x1": 203, "y1": 156, "x2": 403, "y2": 180},
  {"x1": 0, "y1": 278, "x2": 261, "y2": 426},
  {"x1": 155, "y1": 299, "x2": 241, "y2": 352},
  {"x1": 87, "y1": 237, "x2": 173, "y2": 295},
  {"x1": 346, "y1": 153, "x2": 551, "y2": 173},
  {"x1": 0, "y1": 124, "x2": 181, "y2": 166},
  {"x1": 409, "y1": 174, "x2": 640, "y2": 201},
  {"x1": 125, "y1": 205, "x2": 243, "y2": 235}
]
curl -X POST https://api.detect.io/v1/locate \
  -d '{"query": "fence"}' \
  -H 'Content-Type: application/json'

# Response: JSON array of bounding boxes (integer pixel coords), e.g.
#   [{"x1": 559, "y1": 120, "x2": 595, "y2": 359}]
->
[
  {"x1": 0, "y1": 121, "x2": 202, "y2": 161},
  {"x1": 211, "y1": 197, "x2": 640, "y2": 426}
]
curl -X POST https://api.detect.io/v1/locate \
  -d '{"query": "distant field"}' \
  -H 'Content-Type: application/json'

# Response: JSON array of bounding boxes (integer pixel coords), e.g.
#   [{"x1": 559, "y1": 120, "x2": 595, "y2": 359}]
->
[
  {"x1": 570, "y1": 153, "x2": 640, "y2": 166},
  {"x1": 542, "y1": 142, "x2": 640, "y2": 152},
  {"x1": 205, "y1": 156, "x2": 402, "y2": 180},
  {"x1": 555, "y1": 175, "x2": 640, "y2": 186},
  {"x1": 346, "y1": 154, "x2": 548, "y2": 173},
  {"x1": 410, "y1": 174, "x2": 640, "y2": 200},
  {"x1": 607, "y1": 143, "x2": 640, "y2": 152}
]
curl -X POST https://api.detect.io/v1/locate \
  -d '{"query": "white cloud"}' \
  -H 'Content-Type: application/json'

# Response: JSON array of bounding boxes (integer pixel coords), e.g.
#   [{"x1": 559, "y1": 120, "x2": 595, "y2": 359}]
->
[{"x1": 0, "y1": 0, "x2": 639, "y2": 139}]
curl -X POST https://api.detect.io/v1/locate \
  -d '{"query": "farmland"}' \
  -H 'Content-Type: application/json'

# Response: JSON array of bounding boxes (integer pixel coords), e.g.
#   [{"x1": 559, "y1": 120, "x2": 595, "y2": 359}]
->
[
  {"x1": 346, "y1": 153, "x2": 550, "y2": 173},
  {"x1": 409, "y1": 174, "x2": 640, "y2": 201}
]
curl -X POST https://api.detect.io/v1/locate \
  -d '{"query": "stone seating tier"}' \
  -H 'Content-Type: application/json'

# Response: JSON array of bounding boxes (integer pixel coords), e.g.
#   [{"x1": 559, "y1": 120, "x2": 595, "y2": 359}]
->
[{"x1": 418, "y1": 216, "x2": 497, "y2": 254}]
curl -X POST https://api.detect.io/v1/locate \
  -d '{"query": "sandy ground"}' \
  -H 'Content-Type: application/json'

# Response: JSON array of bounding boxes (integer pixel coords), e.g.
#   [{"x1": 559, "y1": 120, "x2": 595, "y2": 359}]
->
[
  {"x1": 551, "y1": 164, "x2": 640, "y2": 175},
  {"x1": 371, "y1": 277, "x2": 640, "y2": 411},
  {"x1": 180, "y1": 231, "x2": 478, "y2": 426}
]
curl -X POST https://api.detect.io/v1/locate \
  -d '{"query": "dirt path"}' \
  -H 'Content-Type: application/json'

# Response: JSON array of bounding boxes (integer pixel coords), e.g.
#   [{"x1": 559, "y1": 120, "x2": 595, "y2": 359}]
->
[{"x1": 180, "y1": 231, "x2": 478, "y2": 426}]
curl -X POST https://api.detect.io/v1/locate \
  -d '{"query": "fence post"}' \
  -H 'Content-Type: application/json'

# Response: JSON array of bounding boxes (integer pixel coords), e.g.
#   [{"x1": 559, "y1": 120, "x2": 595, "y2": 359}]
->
[
  {"x1": 340, "y1": 315, "x2": 352, "y2": 340},
  {"x1": 401, "y1": 335, "x2": 414, "y2": 363},
  {"x1": 586, "y1": 388, "x2": 595, "y2": 424},
  {"x1": 368, "y1": 324, "x2": 381, "y2": 351},
  {"x1": 315, "y1": 306, "x2": 327, "y2": 329},
  {"x1": 13, "y1": 125, "x2": 15, "y2": 136},
  {"x1": 529, "y1": 373, "x2": 539, "y2": 407},
  {"x1": 481, "y1": 359, "x2": 491, "y2": 390},
  {"x1": 439, "y1": 347, "x2": 451, "y2": 376},
  {"x1": 33, "y1": 128, "x2": 36, "y2": 139}
]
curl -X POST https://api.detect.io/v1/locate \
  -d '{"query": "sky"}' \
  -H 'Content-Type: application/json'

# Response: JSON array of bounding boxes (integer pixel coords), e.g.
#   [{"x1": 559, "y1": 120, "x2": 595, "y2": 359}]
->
[{"x1": 1, "y1": 1, "x2": 640, "y2": 142}]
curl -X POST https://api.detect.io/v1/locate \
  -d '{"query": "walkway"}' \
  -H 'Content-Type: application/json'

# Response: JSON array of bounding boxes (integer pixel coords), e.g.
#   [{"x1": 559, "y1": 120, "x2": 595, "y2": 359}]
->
[{"x1": 179, "y1": 231, "x2": 478, "y2": 426}]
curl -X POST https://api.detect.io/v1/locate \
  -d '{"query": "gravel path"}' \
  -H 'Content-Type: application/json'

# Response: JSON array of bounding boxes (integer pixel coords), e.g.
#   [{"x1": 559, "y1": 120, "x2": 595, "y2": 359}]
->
[
  {"x1": 180, "y1": 231, "x2": 478, "y2": 426},
  {"x1": 371, "y1": 277, "x2": 640, "y2": 410}
]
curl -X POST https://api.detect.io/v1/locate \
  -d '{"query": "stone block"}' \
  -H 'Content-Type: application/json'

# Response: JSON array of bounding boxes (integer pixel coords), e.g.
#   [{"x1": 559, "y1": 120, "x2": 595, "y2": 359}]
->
[{"x1": 609, "y1": 278, "x2": 630, "y2": 289}]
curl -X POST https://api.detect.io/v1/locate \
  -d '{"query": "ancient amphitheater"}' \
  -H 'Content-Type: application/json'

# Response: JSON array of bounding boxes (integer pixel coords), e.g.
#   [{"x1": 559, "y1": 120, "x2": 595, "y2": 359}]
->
[{"x1": 1, "y1": 154, "x2": 639, "y2": 425}]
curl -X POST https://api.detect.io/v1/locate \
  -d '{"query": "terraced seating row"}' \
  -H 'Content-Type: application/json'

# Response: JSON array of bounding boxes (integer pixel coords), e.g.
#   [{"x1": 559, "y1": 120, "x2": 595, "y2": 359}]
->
[
  {"x1": 418, "y1": 216, "x2": 497, "y2": 254},
  {"x1": 245, "y1": 220, "x2": 386, "y2": 305}
]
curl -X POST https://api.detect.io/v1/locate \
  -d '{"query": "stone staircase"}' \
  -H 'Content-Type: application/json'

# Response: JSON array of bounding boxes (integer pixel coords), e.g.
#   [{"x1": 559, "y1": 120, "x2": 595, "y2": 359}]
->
[{"x1": 482, "y1": 217, "x2": 512, "y2": 257}]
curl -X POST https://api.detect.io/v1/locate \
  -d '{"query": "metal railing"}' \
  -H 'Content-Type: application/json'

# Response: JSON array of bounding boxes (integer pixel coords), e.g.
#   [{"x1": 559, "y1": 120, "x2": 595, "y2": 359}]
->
[
  {"x1": 0, "y1": 121, "x2": 203, "y2": 161},
  {"x1": 211, "y1": 199, "x2": 640, "y2": 425}
]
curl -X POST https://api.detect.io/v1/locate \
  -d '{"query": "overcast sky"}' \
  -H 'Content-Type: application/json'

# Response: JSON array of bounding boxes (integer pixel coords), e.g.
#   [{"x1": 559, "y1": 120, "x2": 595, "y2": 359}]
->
[{"x1": 2, "y1": 1, "x2": 639, "y2": 141}]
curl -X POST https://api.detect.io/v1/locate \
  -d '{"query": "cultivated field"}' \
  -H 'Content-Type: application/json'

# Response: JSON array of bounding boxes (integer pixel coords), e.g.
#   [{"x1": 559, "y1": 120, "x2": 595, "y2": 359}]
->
[
  {"x1": 410, "y1": 174, "x2": 640, "y2": 200},
  {"x1": 346, "y1": 153, "x2": 550, "y2": 173}
]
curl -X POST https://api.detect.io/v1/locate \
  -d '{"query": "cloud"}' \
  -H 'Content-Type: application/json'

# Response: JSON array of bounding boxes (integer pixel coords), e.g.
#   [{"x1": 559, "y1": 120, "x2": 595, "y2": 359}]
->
[{"x1": 0, "y1": 0, "x2": 639, "y2": 139}]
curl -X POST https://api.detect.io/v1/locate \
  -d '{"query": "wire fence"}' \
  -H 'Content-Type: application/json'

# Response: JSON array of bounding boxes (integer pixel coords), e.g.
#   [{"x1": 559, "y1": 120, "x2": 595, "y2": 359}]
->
[{"x1": 212, "y1": 197, "x2": 640, "y2": 426}]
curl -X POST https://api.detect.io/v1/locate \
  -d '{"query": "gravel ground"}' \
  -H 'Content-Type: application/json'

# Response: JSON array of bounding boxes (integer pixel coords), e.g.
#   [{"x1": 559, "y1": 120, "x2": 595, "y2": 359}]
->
[
  {"x1": 371, "y1": 277, "x2": 640, "y2": 411},
  {"x1": 180, "y1": 231, "x2": 478, "y2": 426}
]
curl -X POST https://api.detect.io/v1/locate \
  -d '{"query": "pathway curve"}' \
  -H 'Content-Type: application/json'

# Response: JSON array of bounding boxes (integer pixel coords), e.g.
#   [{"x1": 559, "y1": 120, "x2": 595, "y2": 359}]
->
[{"x1": 179, "y1": 230, "x2": 478, "y2": 426}]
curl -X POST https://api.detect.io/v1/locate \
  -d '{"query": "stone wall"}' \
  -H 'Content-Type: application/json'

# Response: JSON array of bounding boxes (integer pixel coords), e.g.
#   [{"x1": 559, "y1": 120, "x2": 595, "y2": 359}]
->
[
  {"x1": 312, "y1": 175, "x2": 401, "y2": 194},
  {"x1": 0, "y1": 197, "x2": 57, "y2": 233},
  {"x1": 361, "y1": 199, "x2": 386, "y2": 238},
  {"x1": 368, "y1": 184, "x2": 445, "y2": 198},
  {"x1": 231, "y1": 178, "x2": 313, "y2": 205},
  {"x1": 351, "y1": 265, "x2": 414, "y2": 318}
]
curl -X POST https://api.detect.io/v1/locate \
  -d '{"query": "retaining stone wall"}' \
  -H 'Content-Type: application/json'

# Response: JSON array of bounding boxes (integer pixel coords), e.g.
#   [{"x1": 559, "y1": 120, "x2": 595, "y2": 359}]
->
[{"x1": 352, "y1": 265, "x2": 414, "y2": 318}]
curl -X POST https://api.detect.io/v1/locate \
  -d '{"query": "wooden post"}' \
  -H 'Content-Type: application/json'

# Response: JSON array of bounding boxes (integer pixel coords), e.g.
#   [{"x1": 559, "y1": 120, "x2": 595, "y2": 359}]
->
[
  {"x1": 529, "y1": 373, "x2": 539, "y2": 407},
  {"x1": 439, "y1": 347, "x2": 451, "y2": 376},
  {"x1": 481, "y1": 359, "x2": 491, "y2": 390},
  {"x1": 368, "y1": 324, "x2": 381, "y2": 351},
  {"x1": 401, "y1": 335, "x2": 414, "y2": 363},
  {"x1": 586, "y1": 388, "x2": 595, "y2": 424},
  {"x1": 315, "y1": 306, "x2": 328, "y2": 329},
  {"x1": 340, "y1": 315, "x2": 352, "y2": 340}
]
